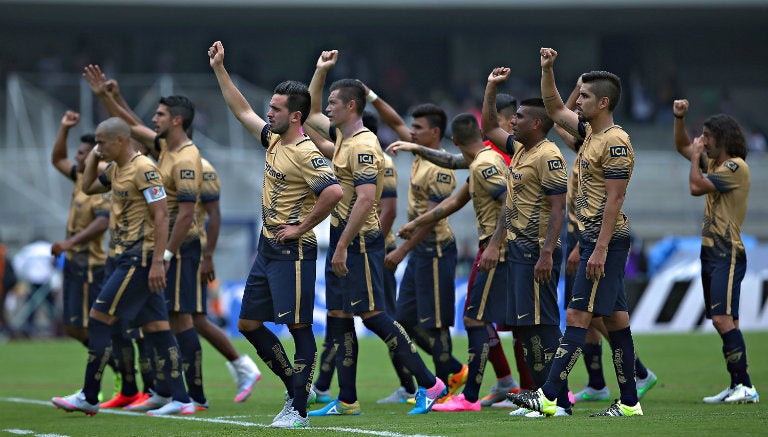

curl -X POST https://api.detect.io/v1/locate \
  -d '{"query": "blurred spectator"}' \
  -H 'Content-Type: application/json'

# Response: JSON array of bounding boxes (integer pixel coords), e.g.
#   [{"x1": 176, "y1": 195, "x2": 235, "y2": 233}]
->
[
  {"x1": 0, "y1": 235, "x2": 18, "y2": 337},
  {"x1": 747, "y1": 127, "x2": 767, "y2": 154},
  {"x1": 12, "y1": 238, "x2": 58, "y2": 337}
]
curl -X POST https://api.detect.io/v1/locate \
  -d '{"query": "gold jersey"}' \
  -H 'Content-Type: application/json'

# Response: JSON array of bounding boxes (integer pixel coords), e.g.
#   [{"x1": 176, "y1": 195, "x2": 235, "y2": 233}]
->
[
  {"x1": 407, "y1": 154, "x2": 456, "y2": 249},
  {"x1": 702, "y1": 156, "x2": 750, "y2": 252},
  {"x1": 505, "y1": 140, "x2": 568, "y2": 252},
  {"x1": 329, "y1": 128, "x2": 384, "y2": 246},
  {"x1": 195, "y1": 157, "x2": 220, "y2": 250},
  {"x1": 575, "y1": 123, "x2": 634, "y2": 242},
  {"x1": 100, "y1": 153, "x2": 166, "y2": 265},
  {"x1": 65, "y1": 170, "x2": 109, "y2": 267},
  {"x1": 380, "y1": 152, "x2": 398, "y2": 250},
  {"x1": 468, "y1": 147, "x2": 508, "y2": 243},
  {"x1": 157, "y1": 138, "x2": 202, "y2": 242},
  {"x1": 260, "y1": 126, "x2": 339, "y2": 259}
]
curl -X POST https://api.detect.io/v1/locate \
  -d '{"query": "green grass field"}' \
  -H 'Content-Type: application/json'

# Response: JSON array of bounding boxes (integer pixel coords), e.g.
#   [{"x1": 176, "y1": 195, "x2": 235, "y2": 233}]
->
[{"x1": 1, "y1": 332, "x2": 766, "y2": 437}]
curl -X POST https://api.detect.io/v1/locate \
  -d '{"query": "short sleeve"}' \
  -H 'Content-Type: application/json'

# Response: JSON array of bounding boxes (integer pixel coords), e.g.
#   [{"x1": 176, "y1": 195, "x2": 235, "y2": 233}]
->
[
  {"x1": 428, "y1": 168, "x2": 455, "y2": 203},
  {"x1": 708, "y1": 160, "x2": 744, "y2": 193},
  {"x1": 173, "y1": 158, "x2": 200, "y2": 203},
  {"x1": 539, "y1": 153, "x2": 568, "y2": 196},
  {"x1": 301, "y1": 147, "x2": 339, "y2": 196}
]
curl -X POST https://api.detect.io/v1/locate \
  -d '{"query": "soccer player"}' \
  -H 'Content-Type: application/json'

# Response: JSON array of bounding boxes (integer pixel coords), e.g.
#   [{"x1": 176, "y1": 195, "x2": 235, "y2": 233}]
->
[
  {"x1": 479, "y1": 68, "x2": 570, "y2": 417},
  {"x1": 209, "y1": 40, "x2": 343, "y2": 428},
  {"x1": 193, "y1": 156, "x2": 262, "y2": 403},
  {"x1": 399, "y1": 112, "x2": 508, "y2": 413},
  {"x1": 52, "y1": 117, "x2": 193, "y2": 416},
  {"x1": 364, "y1": 89, "x2": 468, "y2": 402},
  {"x1": 49, "y1": 110, "x2": 110, "y2": 347},
  {"x1": 509, "y1": 48, "x2": 643, "y2": 417},
  {"x1": 556, "y1": 77, "x2": 657, "y2": 404},
  {"x1": 82, "y1": 66, "x2": 260, "y2": 404},
  {"x1": 83, "y1": 65, "x2": 208, "y2": 411},
  {"x1": 672, "y1": 99, "x2": 758, "y2": 404},
  {"x1": 305, "y1": 113, "x2": 414, "y2": 405},
  {"x1": 304, "y1": 49, "x2": 446, "y2": 417}
]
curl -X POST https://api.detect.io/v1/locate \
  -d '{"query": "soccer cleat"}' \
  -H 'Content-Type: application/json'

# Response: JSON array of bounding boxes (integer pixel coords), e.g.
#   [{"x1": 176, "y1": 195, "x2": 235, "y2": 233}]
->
[
  {"x1": 146, "y1": 400, "x2": 195, "y2": 416},
  {"x1": 274, "y1": 387, "x2": 317, "y2": 422},
  {"x1": 270, "y1": 406, "x2": 309, "y2": 428},
  {"x1": 589, "y1": 399, "x2": 643, "y2": 417},
  {"x1": 509, "y1": 407, "x2": 531, "y2": 416},
  {"x1": 99, "y1": 392, "x2": 142, "y2": 409},
  {"x1": 446, "y1": 364, "x2": 469, "y2": 397},
  {"x1": 307, "y1": 398, "x2": 361, "y2": 416},
  {"x1": 431, "y1": 393, "x2": 481, "y2": 412},
  {"x1": 723, "y1": 384, "x2": 759, "y2": 404},
  {"x1": 311, "y1": 384, "x2": 332, "y2": 404},
  {"x1": 507, "y1": 388, "x2": 557, "y2": 416},
  {"x1": 226, "y1": 355, "x2": 262, "y2": 403},
  {"x1": 493, "y1": 399, "x2": 519, "y2": 409},
  {"x1": 703, "y1": 386, "x2": 735, "y2": 404},
  {"x1": 377, "y1": 386, "x2": 417, "y2": 404},
  {"x1": 192, "y1": 399, "x2": 209, "y2": 411},
  {"x1": 408, "y1": 377, "x2": 447, "y2": 415},
  {"x1": 51, "y1": 391, "x2": 99, "y2": 416},
  {"x1": 123, "y1": 389, "x2": 170, "y2": 411},
  {"x1": 574, "y1": 385, "x2": 611, "y2": 402},
  {"x1": 524, "y1": 406, "x2": 573, "y2": 418},
  {"x1": 480, "y1": 380, "x2": 520, "y2": 406},
  {"x1": 636, "y1": 369, "x2": 658, "y2": 400}
]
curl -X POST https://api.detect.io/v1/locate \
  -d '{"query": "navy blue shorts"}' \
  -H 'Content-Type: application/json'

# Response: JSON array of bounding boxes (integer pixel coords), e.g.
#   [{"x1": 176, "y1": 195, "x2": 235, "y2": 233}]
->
[
  {"x1": 567, "y1": 237, "x2": 629, "y2": 317},
  {"x1": 240, "y1": 252, "x2": 316, "y2": 325},
  {"x1": 165, "y1": 239, "x2": 203, "y2": 314},
  {"x1": 396, "y1": 243, "x2": 457, "y2": 329},
  {"x1": 62, "y1": 259, "x2": 104, "y2": 328},
  {"x1": 701, "y1": 246, "x2": 746, "y2": 319},
  {"x1": 507, "y1": 242, "x2": 562, "y2": 326},
  {"x1": 465, "y1": 244, "x2": 508, "y2": 324},
  {"x1": 325, "y1": 245, "x2": 386, "y2": 314},
  {"x1": 92, "y1": 253, "x2": 169, "y2": 327}
]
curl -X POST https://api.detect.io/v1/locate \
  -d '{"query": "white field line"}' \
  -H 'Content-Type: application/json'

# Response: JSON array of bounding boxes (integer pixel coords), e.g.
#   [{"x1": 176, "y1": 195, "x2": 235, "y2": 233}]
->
[{"x1": 0, "y1": 397, "x2": 447, "y2": 437}]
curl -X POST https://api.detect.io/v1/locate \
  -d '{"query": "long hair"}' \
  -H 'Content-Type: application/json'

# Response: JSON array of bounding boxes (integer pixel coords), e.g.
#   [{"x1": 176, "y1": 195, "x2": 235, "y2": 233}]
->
[{"x1": 704, "y1": 114, "x2": 748, "y2": 159}]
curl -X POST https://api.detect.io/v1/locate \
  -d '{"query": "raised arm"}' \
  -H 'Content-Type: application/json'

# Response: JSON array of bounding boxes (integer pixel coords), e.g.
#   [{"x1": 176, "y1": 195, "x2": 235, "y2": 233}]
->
[
  {"x1": 481, "y1": 67, "x2": 514, "y2": 150},
  {"x1": 303, "y1": 123, "x2": 335, "y2": 159},
  {"x1": 360, "y1": 82, "x2": 411, "y2": 142},
  {"x1": 83, "y1": 65, "x2": 156, "y2": 154},
  {"x1": 208, "y1": 41, "x2": 267, "y2": 139},
  {"x1": 398, "y1": 183, "x2": 470, "y2": 239},
  {"x1": 540, "y1": 48, "x2": 581, "y2": 139},
  {"x1": 51, "y1": 110, "x2": 80, "y2": 177},
  {"x1": 688, "y1": 136, "x2": 717, "y2": 196},
  {"x1": 304, "y1": 50, "x2": 336, "y2": 139},
  {"x1": 553, "y1": 74, "x2": 583, "y2": 152},
  {"x1": 386, "y1": 140, "x2": 468, "y2": 169},
  {"x1": 673, "y1": 99, "x2": 694, "y2": 161},
  {"x1": 81, "y1": 148, "x2": 109, "y2": 194}
]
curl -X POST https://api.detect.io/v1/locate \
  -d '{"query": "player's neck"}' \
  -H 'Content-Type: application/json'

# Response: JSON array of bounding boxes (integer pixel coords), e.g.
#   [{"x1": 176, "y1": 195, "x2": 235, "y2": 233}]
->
[
  {"x1": 280, "y1": 127, "x2": 305, "y2": 145},
  {"x1": 522, "y1": 135, "x2": 547, "y2": 151},
  {"x1": 164, "y1": 129, "x2": 191, "y2": 150},
  {"x1": 115, "y1": 147, "x2": 137, "y2": 167},
  {"x1": 338, "y1": 118, "x2": 364, "y2": 139},
  {"x1": 588, "y1": 111, "x2": 615, "y2": 132}
]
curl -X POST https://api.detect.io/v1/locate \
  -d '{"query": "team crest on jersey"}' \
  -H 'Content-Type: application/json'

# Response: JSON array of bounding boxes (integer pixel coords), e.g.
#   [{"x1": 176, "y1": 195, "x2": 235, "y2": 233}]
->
[
  {"x1": 609, "y1": 145, "x2": 629, "y2": 157},
  {"x1": 311, "y1": 157, "x2": 328, "y2": 169},
  {"x1": 144, "y1": 170, "x2": 160, "y2": 181},
  {"x1": 724, "y1": 160, "x2": 739, "y2": 172},
  {"x1": 481, "y1": 165, "x2": 499, "y2": 179},
  {"x1": 180, "y1": 169, "x2": 195, "y2": 180},
  {"x1": 436, "y1": 172, "x2": 452, "y2": 184},
  {"x1": 203, "y1": 172, "x2": 217, "y2": 181},
  {"x1": 357, "y1": 153, "x2": 374, "y2": 165},
  {"x1": 384, "y1": 168, "x2": 394, "y2": 177},
  {"x1": 547, "y1": 159, "x2": 564, "y2": 171}
]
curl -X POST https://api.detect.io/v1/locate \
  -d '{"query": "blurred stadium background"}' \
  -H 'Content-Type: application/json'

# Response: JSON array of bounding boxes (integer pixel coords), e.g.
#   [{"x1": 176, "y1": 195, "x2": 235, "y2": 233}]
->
[{"x1": 1, "y1": 0, "x2": 767, "y2": 336}]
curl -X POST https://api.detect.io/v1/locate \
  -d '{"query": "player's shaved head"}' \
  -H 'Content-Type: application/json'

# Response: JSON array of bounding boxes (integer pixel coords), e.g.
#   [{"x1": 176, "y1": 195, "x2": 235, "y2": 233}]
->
[{"x1": 96, "y1": 117, "x2": 131, "y2": 139}]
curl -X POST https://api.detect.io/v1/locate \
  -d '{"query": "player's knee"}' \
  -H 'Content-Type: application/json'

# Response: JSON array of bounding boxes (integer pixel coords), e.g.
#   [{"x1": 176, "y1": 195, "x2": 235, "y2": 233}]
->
[{"x1": 238, "y1": 319, "x2": 262, "y2": 333}]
